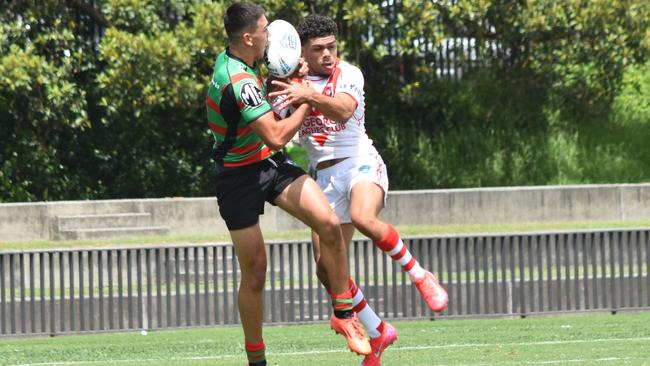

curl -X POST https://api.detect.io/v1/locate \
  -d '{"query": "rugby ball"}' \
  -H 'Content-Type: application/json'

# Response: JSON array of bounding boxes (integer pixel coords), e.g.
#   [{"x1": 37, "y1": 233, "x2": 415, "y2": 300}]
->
[{"x1": 265, "y1": 19, "x2": 301, "y2": 78}]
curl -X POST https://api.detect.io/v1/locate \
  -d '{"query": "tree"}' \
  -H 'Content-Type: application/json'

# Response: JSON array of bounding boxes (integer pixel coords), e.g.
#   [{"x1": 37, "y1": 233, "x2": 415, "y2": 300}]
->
[
  {"x1": 1, "y1": 1, "x2": 92, "y2": 201},
  {"x1": 1, "y1": 0, "x2": 648, "y2": 202}
]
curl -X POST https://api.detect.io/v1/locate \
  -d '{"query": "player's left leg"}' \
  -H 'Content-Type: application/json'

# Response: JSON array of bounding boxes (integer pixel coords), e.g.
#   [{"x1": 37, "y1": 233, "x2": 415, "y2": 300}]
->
[
  {"x1": 349, "y1": 180, "x2": 448, "y2": 313},
  {"x1": 275, "y1": 174, "x2": 370, "y2": 355},
  {"x1": 313, "y1": 224, "x2": 398, "y2": 366},
  {"x1": 348, "y1": 267, "x2": 397, "y2": 366}
]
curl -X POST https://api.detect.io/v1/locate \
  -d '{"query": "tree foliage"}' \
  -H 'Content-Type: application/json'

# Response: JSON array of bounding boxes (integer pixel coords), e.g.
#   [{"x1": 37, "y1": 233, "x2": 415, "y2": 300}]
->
[{"x1": 0, "y1": 0, "x2": 648, "y2": 202}]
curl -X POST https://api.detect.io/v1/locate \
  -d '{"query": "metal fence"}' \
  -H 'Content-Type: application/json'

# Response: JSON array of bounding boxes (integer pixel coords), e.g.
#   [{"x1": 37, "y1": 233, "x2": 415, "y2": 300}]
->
[{"x1": 1, "y1": 228, "x2": 649, "y2": 337}]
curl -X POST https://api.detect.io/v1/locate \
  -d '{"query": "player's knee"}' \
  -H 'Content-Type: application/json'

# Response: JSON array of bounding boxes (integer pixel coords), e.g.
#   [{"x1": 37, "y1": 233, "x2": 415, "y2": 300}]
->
[
  {"x1": 239, "y1": 258, "x2": 267, "y2": 291},
  {"x1": 351, "y1": 212, "x2": 378, "y2": 233},
  {"x1": 252, "y1": 272, "x2": 267, "y2": 292},
  {"x1": 245, "y1": 269, "x2": 267, "y2": 292},
  {"x1": 314, "y1": 213, "x2": 341, "y2": 244}
]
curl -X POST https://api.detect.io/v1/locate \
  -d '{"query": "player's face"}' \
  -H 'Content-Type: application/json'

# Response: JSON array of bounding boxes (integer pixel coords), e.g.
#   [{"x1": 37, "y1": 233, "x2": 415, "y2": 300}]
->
[
  {"x1": 303, "y1": 35, "x2": 337, "y2": 76},
  {"x1": 250, "y1": 15, "x2": 269, "y2": 61}
]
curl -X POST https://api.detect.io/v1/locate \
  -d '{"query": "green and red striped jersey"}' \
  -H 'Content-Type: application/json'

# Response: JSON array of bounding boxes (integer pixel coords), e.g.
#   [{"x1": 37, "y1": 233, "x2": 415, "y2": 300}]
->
[{"x1": 206, "y1": 49, "x2": 274, "y2": 167}]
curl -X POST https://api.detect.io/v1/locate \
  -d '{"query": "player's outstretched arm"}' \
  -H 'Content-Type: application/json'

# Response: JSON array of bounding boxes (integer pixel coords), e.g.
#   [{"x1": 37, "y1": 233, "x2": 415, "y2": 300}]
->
[
  {"x1": 269, "y1": 80, "x2": 356, "y2": 124},
  {"x1": 249, "y1": 104, "x2": 310, "y2": 151},
  {"x1": 306, "y1": 91, "x2": 356, "y2": 123}
]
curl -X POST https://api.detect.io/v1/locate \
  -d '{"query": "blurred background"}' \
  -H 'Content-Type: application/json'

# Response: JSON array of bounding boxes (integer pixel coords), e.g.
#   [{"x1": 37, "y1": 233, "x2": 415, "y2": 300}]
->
[{"x1": 1, "y1": 0, "x2": 648, "y2": 203}]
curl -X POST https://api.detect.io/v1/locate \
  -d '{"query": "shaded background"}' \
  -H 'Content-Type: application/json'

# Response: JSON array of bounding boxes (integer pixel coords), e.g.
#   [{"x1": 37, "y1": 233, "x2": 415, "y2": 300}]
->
[{"x1": 1, "y1": 0, "x2": 648, "y2": 202}]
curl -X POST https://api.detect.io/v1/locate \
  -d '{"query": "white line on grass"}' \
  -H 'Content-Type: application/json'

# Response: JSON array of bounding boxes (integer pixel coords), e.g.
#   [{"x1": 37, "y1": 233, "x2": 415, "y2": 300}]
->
[
  {"x1": 8, "y1": 336, "x2": 650, "y2": 366},
  {"x1": 525, "y1": 357, "x2": 630, "y2": 364}
]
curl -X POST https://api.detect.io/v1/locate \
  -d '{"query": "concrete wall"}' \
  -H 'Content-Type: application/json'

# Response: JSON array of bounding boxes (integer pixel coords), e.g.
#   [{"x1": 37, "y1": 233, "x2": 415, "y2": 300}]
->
[
  {"x1": 382, "y1": 183, "x2": 650, "y2": 226},
  {"x1": 1, "y1": 183, "x2": 650, "y2": 242}
]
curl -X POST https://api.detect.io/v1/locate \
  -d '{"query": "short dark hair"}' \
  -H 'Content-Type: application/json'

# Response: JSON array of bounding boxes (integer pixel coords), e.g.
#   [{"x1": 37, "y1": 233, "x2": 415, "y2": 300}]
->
[
  {"x1": 296, "y1": 14, "x2": 338, "y2": 44},
  {"x1": 224, "y1": 3, "x2": 265, "y2": 42}
]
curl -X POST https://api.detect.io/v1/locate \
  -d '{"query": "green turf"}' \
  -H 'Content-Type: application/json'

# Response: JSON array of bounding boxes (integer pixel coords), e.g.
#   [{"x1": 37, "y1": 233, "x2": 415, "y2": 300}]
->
[
  {"x1": 2, "y1": 312, "x2": 650, "y2": 365},
  {"x1": 3, "y1": 219, "x2": 650, "y2": 251}
]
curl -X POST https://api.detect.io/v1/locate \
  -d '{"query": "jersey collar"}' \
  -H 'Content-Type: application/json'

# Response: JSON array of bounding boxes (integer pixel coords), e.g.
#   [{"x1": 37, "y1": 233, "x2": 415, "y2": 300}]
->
[
  {"x1": 307, "y1": 59, "x2": 340, "y2": 81},
  {"x1": 225, "y1": 47, "x2": 258, "y2": 71}
]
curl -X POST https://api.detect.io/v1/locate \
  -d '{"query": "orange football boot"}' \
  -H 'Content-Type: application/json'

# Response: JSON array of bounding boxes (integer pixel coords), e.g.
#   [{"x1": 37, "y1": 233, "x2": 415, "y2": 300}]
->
[
  {"x1": 330, "y1": 313, "x2": 371, "y2": 355},
  {"x1": 414, "y1": 270, "x2": 448, "y2": 312}
]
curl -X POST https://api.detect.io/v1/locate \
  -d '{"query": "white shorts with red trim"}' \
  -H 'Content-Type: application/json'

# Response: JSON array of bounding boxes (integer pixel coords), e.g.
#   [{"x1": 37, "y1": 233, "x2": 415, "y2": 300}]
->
[{"x1": 314, "y1": 151, "x2": 389, "y2": 224}]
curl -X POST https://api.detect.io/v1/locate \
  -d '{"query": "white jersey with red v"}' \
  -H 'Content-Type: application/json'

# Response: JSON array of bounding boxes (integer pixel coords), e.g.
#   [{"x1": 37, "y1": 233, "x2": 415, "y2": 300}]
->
[{"x1": 298, "y1": 59, "x2": 378, "y2": 164}]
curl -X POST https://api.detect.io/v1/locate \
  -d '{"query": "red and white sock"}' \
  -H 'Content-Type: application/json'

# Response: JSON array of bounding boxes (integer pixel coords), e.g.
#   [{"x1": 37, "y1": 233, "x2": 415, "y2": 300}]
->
[
  {"x1": 375, "y1": 225, "x2": 426, "y2": 280},
  {"x1": 349, "y1": 278, "x2": 384, "y2": 339}
]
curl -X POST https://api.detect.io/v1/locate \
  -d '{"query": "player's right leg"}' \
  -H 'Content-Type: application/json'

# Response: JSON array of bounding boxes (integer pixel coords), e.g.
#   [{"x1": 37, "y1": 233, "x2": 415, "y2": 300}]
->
[
  {"x1": 274, "y1": 174, "x2": 370, "y2": 355},
  {"x1": 215, "y1": 163, "x2": 272, "y2": 366},
  {"x1": 349, "y1": 180, "x2": 448, "y2": 313},
  {"x1": 229, "y1": 224, "x2": 268, "y2": 366}
]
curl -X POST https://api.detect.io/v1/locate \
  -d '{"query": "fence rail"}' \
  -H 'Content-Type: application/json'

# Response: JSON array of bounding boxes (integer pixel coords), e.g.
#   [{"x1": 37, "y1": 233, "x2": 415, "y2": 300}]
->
[{"x1": 1, "y1": 228, "x2": 649, "y2": 337}]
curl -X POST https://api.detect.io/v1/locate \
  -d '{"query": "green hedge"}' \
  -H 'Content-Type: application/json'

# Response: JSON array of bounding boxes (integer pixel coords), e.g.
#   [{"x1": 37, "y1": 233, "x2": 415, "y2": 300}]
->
[{"x1": 1, "y1": 1, "x2": 648, "y2": 201}]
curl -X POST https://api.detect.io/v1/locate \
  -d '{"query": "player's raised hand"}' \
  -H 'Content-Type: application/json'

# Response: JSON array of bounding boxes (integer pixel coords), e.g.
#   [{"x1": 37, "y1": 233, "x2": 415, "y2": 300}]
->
[
  {"x1": 266, "y1": 76, "x2": 289, "y2": 94},
  {"x1": 291, "y1": 57, "x2": 309, "y2": 79},
  {"x1": 268, "y1": 79, "x2": 313, "y2": 109}
]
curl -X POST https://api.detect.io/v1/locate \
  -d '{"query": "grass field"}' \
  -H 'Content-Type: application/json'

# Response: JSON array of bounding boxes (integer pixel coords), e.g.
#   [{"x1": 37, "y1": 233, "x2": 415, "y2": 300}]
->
[{"x1": 2, "y1": 312, "x2": 650, "y2": 366}]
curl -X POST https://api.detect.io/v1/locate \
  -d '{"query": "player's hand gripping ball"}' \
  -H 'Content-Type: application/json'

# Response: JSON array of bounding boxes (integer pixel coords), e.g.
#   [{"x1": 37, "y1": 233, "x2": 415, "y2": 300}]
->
[{"x1": 265, "y1": 19, "x2": 301, "y2": 78}]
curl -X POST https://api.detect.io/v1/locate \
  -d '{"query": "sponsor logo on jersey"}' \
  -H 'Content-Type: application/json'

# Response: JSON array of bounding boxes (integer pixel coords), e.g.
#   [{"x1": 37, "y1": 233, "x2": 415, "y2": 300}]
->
[
  {"x1": 299, "y1": 115, "x2": 346, "y2": 143},
  {"x1": 303, "y1": 115, "x2": 338, "y2": 127},
  {"x1": 359, "y1": 165, "x2": 371, "y2": 173},
  {"x1": 240, "y1": 82, "x2": 264, "y2": 108}
]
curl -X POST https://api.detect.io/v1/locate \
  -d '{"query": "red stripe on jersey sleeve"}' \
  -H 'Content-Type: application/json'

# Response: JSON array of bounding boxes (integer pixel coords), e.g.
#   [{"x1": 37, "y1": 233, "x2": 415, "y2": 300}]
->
[
  {"x1": 208, "y1": 121, "x2": 252, "y2": 137},
  {"x1": 208, "y1": 121, "x2": 226, "y2": 135},
  {"x1": 206, "y1": 96, "x2": 221, "y2": 113},
  {"x1": 221, "y1": 73, "x2": 256, "y2": 93},
  {"x1": 237, "y1": 126, "x2": 252, "y2": 137},
  {"x1": 231, "y1": 72, "x2": 256, "y2": 85}
]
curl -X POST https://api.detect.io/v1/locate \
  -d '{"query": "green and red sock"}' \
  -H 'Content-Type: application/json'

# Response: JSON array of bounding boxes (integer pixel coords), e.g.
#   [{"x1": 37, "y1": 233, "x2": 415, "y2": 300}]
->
[
  {"x1": 331, "y1": 289, "x2": 354, "y2": 319},
  {"x1": 245, "y1": 339, "x2": 266, "y2": 366}
]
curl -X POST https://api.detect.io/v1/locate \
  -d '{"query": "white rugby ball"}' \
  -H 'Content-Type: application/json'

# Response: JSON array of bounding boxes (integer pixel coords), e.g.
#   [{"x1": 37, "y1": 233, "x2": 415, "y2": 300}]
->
[{"x1": 266, "y1": 19, "x2": 301, "y2": 78}]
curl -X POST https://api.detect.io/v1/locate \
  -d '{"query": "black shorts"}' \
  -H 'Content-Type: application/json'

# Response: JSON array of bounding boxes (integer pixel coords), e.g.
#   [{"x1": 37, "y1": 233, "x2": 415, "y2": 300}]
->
[{"x1": 215, "y1": 152, "x2": 306, "y2": 230}]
